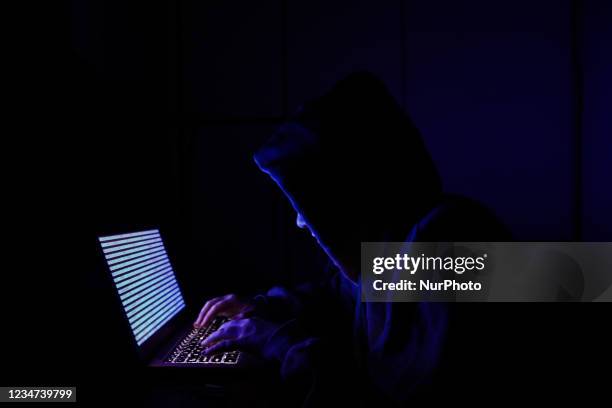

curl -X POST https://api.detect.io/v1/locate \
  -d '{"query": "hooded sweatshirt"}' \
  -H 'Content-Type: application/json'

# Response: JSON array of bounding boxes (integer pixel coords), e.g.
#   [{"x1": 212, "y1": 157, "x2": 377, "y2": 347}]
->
[{"x1": 253, "y1": 72, "x2": 511, "y2": 406}]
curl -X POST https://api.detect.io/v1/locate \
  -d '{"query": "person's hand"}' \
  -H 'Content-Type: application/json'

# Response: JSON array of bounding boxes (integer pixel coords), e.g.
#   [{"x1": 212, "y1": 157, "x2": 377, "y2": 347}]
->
[
  {"x1": 200, "y1": 317, "x2": 280, "y2": 356},
  {"x1": 193, "y1": 294, "x2": 254, "y2": 328}
]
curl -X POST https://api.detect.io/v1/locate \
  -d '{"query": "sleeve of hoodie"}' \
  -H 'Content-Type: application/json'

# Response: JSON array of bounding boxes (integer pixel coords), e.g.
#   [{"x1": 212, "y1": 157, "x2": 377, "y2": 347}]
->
[
  {"x1": 252, "y1": 273, "x2": 359, "y2": 401},
  {"x1": 260, "y1": 312, "x2": 360, "y2": 406},
  {"x1": 265, "y1": 320, "x2": 359, "y2": 406},
  {"x1": 253, "y1": 270, "x2": 352, "y2": 322}
]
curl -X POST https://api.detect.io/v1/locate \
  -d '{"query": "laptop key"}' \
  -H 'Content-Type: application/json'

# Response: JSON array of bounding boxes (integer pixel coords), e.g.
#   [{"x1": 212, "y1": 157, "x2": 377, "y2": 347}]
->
[{"x1": 167, "y1": 317, "x2": 240, "y2": 364}]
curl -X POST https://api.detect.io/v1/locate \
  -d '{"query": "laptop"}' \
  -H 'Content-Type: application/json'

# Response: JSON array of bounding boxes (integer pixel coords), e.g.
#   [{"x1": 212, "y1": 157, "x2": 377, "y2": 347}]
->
[{"x1": 97, "y1": 228, "x2": 255, "y2": 369}]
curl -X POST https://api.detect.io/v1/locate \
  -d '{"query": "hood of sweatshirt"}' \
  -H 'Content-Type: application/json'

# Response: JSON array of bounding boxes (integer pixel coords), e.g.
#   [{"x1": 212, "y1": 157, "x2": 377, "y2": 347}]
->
[{"x1": 254, "y1": 72, "x2": 442, "y2": 275}]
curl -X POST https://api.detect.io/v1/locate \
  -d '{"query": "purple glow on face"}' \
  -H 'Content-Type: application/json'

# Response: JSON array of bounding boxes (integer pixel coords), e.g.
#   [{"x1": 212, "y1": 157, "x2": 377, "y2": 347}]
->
[
  {"x1": 295, "y1": 212, "x2": 348, "y2": 275},
  {"x1": 253, "y1": 161, "x2": 350, "y2": 278},
  {"x1": 296, "y1": 213, "x2": 307, "y2": 229},
  {"x1": 296, "y1": 213, "x2": 317, "y2": 240},
  {"x1": 296, "y1": 213, "x2": 327, "y2": 247}
]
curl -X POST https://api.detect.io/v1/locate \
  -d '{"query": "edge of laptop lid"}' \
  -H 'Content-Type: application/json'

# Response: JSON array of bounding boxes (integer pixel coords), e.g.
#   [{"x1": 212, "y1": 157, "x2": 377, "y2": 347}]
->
[{"x1": 96, "y1": 226, "x2": 189, "y2": 363}]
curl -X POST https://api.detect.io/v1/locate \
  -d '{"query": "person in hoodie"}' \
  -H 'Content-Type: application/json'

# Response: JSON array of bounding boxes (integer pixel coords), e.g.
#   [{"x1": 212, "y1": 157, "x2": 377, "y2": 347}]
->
[{"x1": 194, "y1": 72, "x2": 511, "y2": 406}]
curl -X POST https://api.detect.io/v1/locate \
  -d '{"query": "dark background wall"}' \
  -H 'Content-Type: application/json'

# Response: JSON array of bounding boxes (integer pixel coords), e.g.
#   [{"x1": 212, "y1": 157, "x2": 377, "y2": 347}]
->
[{"x1": 581, "y1": 1, "x2": 612, "y2": 240}]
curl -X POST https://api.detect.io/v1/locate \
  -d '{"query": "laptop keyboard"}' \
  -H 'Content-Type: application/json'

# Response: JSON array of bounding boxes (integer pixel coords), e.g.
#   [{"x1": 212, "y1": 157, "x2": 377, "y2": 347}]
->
[{"x1": 164, "y1": 317, "x2": 240, "y2": 364}]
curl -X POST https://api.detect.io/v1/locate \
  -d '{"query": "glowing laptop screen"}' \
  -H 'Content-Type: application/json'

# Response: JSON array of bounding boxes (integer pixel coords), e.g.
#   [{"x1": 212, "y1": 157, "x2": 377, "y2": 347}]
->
[{"x1": 99, "y1": 229, "x2": 185, "y2": 346}]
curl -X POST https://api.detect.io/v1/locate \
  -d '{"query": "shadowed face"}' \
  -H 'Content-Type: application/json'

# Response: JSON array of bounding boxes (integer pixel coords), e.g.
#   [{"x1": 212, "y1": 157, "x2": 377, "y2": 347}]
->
[
  {"x1": 295, "y1": 212, "x2": 358, "y2": 283},
  {"x1": 296, "y1": 213, "x2": 313, "y2": 234}
]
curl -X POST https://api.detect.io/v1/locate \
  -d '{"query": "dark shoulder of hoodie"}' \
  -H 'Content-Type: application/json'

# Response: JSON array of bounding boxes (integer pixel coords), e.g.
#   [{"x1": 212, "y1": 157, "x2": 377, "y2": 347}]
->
[{"x1": 414, "y1": 193, "x2": 513, "y2": 242}]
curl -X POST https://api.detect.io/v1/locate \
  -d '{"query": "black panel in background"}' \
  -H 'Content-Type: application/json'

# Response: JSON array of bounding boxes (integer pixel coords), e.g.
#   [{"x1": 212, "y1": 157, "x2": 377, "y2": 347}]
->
[
  {"x1": 581, "y1": 1, "x2": 612, "y2": 241},
  {"x1": 1, "y1": 0, "x2": 185, "y2": 393},
  {"x1": 181, "y1": 0, "x2": 284, "y2": 119},
  {"x1": 2, "y1": 1, "x2": 82, "y2": 390},
  {"x1": 77, "y1": 0, "x2": 182, "y2": 232}
]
